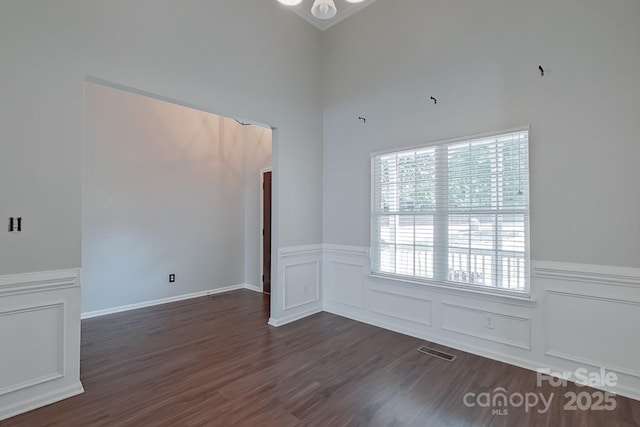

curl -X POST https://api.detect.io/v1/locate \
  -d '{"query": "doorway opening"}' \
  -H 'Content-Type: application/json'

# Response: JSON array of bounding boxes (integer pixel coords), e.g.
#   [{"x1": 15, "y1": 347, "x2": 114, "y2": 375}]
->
[
  {"x1": 82, "y1": 77, "x2": 274, "y2": 320},
  {"x1": 261, "y1": 169, "x2": 273, "y2": 297}
]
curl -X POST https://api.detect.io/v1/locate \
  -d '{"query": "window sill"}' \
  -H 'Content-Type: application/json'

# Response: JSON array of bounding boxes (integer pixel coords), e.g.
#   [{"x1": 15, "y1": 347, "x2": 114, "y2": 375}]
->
[{"x1": 368, "y1": 273, "x2": 537, "y2": 307}]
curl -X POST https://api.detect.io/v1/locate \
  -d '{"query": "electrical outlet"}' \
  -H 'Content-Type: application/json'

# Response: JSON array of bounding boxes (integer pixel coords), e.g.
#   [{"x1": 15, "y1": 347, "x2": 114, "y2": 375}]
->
[
  {"x1": 169, "y1": 274, "x2": 175, "y2": 283},
  {"x1": 485, "y1": 314, "x2": 495, "y2": 329}
]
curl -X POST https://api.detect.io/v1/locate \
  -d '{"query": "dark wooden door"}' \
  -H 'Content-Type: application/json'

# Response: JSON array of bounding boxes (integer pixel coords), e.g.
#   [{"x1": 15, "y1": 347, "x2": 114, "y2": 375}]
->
[{"x1": 263, "y1": 171, "x2": 272, "y2": 294}]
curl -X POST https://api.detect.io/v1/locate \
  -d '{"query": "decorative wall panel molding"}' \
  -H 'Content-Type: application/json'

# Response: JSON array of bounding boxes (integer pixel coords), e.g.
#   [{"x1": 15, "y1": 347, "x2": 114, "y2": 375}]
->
[
  {"x1": 0, "y1": 269, "x2": 83, "y2": 421},
  {"x1": 441, "y1": 303, "x2": 531, "y2": 350},
  {"x1": 324, "y1": 260, "x2": 366, "y2": 309},
  {"x1": 269, "y1": 245, "x2": 323, "y2": 327},
  {"x1": 370, "y1": 288, "x2": 432, "y2": 326},
  {"x1": 283, "y1": 261, "x2": 320, "y2": 310},
  {"x1": 546, "y1": 290, "x2": 640, "y2": 378},
  {"x1": 321, "y1": 245, "x2": 640, "y2": 401},
  {"x1": 0, "y1": 303, "x2": 65, "y2": 395}
]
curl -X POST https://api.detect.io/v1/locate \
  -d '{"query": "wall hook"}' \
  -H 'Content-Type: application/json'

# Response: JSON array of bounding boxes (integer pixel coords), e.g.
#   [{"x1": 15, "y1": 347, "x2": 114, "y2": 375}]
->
[
  {"x1": 358, "y1": 116, "x2": 366, "y2": 124},
  {"x1": 430, "y1": 96, "x2": 437, "y2": 105},
  {"x1": 538, "y1": 65, "x2": 545, "y2": 77}
]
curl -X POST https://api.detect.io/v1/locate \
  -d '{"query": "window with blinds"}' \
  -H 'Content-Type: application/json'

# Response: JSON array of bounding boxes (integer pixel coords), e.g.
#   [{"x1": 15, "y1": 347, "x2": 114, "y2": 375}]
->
[{"x1": 371, "y1": 129, "x2": 530, "y2": 293}]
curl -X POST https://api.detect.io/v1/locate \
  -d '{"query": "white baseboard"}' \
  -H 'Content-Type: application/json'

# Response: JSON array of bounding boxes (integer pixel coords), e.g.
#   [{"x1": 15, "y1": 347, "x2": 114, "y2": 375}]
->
[
  {"x1": 268, "y1": 306, "x2": 323, "y2": 327},
  {"x1": 0, "y1": 381, "x2": 84, "y2": 422},
  {"x1": 243, "y1": 284, "x2": 263, "y2": 293},
  {"x1": 81, "y1": 284, "x2": 246, "y2": 319}
]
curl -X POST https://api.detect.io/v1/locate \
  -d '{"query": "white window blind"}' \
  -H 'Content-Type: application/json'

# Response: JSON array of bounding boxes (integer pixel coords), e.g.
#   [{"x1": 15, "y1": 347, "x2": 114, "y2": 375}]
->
[{"x1": 371, "y1": 129, "x2": 530, "y2": 293}]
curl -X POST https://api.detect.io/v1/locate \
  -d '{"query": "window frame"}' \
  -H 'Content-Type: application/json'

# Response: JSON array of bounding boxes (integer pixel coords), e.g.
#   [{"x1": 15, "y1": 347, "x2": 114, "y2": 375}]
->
[{"x1": 370, "y1": 127, "x2": 531, "y2": 297}]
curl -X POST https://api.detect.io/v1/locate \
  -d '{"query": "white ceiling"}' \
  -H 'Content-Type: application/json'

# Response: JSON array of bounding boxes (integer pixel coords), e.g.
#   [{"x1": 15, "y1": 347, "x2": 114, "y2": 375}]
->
[{"x1": 278, "y1": 0, "x2": 378, "y2": 31}]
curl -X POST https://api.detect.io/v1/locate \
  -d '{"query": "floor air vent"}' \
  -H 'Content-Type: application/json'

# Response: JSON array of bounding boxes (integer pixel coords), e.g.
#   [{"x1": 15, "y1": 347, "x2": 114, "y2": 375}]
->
[{"x1": 418, "y1": 346, "x2": 457, "y2": 362}]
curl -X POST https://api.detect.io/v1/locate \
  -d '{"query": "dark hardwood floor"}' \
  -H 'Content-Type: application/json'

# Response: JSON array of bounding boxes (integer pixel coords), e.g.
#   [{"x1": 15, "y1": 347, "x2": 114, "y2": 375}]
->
[{"x1": 3, "y1": 290, "x2": 639, "y2": 426}]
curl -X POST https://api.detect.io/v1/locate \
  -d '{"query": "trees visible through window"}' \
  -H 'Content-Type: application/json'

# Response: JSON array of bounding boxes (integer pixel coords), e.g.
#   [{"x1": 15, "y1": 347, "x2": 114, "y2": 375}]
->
[{"x1": 371, "y1": 130, "x2": 530, "y2": 293}]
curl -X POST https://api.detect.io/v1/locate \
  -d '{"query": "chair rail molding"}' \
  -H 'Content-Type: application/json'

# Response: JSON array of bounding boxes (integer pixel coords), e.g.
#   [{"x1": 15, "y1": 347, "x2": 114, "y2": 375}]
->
[{"x1": 533, "y1": 260, "x2": 640, "y2": 288}]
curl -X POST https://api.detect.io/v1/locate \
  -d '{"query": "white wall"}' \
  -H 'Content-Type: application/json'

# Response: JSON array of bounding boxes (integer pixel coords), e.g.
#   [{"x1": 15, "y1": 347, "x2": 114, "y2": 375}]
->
[
  {"x1": 244, "y1": 128, "x2": 272, "y2": 289},
  {"x1": 0, "y1": 1, "x2": 322, "y2": 263},
  {"x1": 320, "y1": 0, "x2": 640, "y2": 400},
  {"x1": 0, "y1": 0, "x2": 323, "y2": 322},
  {"x1": 84, "y1": 83, "x2": 271, "y2": 313},
  {"x1": 322, "y1": 0, "x2": 640, "y2": 268},
  {"x1": 6, "y1": 0, "x2": 640, "y2": 411}
]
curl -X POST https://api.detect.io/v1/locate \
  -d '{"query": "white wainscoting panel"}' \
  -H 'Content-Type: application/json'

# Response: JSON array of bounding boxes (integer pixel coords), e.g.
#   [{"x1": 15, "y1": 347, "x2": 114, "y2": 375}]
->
[
  {"x1": 0, "y1": 303, "x2": 65, "y2": 394},
  {"x1": 325, "y1": 260, "x2": 366, "y2": 310},
  {"x1": 323, "y1": 244, "x2": 368, "y2": 310},
  {"x1": 441, "y1": 303, "x2": 531, "y2": 350},
  {"x1": 283, "y1": 261, "x2": 320, "y2": 310},
  {"x1": 269, "y1": 245, "x2": 323, "y2": 327},
  {"x1": 322, "y1": 245, "x2": 640, "y2": 401},
  {"x1": 370, "y1": 288, "x2": 432, "y2": 326},
  {"x1": 0, "y1": 270, "x2": 83, "y2": 421},
  {"x1": 546, "y1": 290, "x2": 640, "y2": 378}
]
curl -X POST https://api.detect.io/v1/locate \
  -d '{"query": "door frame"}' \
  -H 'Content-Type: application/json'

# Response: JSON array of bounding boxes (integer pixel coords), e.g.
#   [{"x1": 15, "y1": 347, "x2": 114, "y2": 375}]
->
[{"x1": 260, "y1": 167, "x2": 273, "y2": 293}]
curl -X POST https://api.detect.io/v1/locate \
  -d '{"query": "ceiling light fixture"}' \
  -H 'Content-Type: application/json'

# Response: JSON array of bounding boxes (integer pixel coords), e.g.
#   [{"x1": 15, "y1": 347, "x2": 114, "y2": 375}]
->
[
  {"x1": 311, "y1": 0, "x2": 337, "y2": 19},
  {"x1": 278, "y1": 0, "x2": 366, "y2": 20}
]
